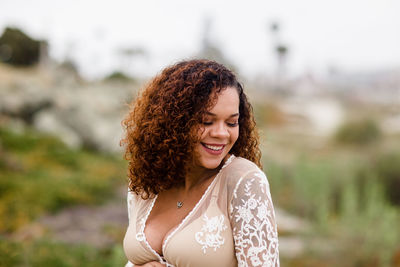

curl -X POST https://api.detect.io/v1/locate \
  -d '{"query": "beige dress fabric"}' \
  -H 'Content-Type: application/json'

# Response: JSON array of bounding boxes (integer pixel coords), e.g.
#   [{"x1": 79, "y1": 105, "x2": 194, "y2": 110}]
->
[{"x1": 123, "y1": 155, "x2": 279, "y2": 267}]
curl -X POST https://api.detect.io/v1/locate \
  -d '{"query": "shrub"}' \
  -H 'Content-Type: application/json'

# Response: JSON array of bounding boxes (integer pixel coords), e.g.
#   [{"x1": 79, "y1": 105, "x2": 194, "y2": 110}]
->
[
  {"x1": 334, "y1": 119, "x2": 381, "y2": 145},
  {"x1": 104, "y1": 71, "x2": 134, "y2": 82},
  {"x1": 360, "y1": 151, "x2": 400, "y2": 206},
  {"x1": 0, "y1": 238, "x2": 127, "y2": 267},
  {"x1": 0, "y1": 27, "x2": 45, "y2": 66},
  {"x1": 0, "y1": 127, "x2": 125, "y2": 233},
  {"x1": 265, "y1": 155, "x2": 400, "y2": 265}
]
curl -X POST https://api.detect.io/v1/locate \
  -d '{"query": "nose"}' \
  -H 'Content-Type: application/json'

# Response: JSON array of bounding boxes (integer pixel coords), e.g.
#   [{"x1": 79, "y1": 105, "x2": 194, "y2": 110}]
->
[{"x1": 210, "y1": 122, "x2": 230, "y2": 139}]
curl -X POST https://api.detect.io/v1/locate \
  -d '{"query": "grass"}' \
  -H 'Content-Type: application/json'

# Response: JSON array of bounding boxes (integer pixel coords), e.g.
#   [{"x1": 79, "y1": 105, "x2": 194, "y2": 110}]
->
[
  {"x1": 264, "y1": 137, "x2": 400, "y2": 266},
  {"x1": 0, "y1": 126, "x2": 129, "y2": 266},
  {"x1": 0, "y1": 127, "x2": 126, "y2": 233},
  {"x1": 0, "y1": 237, "x2": 127, "y2": 267}
]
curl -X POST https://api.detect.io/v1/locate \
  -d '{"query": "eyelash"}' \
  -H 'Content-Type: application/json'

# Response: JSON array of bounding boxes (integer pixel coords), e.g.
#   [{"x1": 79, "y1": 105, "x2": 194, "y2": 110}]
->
[
  {"x1": 202, "y1": 122, "x2": 239, "y2": 127},
  {"x1": 227, "y1": 122, "x2": 239, "y2": 127}
]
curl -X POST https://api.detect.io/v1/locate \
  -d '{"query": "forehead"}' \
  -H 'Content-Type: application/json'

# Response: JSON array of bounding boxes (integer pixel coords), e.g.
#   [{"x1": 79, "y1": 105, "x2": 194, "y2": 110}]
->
[{"x1": 207, "y1": 87, "x2": 239, "y2": 114}]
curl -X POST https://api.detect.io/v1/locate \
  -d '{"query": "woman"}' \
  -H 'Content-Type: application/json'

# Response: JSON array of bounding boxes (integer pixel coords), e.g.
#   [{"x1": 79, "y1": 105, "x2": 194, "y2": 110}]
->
[{"x1": 121, "y1": 59, "x2": 279, "y2": 267}]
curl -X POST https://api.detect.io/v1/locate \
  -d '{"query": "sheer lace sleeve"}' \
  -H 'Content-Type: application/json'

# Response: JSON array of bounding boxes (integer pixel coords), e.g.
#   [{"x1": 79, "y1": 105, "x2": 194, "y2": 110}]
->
[
  {"x1": 126, "y1": 191, "x2": 135, "y2": 267},
  {"x1": 229, "y1": 170, "x2": 279, "y2": 267},
  {"x1": 127, "y1": 190, "x2": 134, "y2": 223}
]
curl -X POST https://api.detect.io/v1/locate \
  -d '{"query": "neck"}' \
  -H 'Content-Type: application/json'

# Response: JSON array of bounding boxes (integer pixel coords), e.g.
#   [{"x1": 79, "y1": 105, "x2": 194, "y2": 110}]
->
[
  {"x1": 183, "y1": 167, "x2": 219, "y2": 193},
  {"x1": 182, "y1": 155, "x2": 229, "y2": 193}
]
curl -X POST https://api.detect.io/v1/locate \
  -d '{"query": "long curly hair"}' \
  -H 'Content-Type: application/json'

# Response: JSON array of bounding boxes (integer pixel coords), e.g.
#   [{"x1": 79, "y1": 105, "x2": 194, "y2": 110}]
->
[{"x1": 121, "y1": 59, "x2": 261, "y2": 199}]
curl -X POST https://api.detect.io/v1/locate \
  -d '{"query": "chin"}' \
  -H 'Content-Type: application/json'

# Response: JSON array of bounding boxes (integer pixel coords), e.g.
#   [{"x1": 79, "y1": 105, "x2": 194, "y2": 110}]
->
[{"x1": 198, "y1": 154, "x2": 227, "y2": 170}]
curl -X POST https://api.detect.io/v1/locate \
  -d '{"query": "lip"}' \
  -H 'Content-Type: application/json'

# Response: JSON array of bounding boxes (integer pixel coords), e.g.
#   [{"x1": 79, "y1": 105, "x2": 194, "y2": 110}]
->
[{"x1": 201, "y1": 143, "x2": 226, "y2": 155}]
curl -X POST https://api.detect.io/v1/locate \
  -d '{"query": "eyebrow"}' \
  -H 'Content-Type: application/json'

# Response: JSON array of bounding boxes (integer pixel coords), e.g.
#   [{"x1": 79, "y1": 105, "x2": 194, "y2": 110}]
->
[{"x1": 206, "y1": 112, "x2": 239, "y2": 118}]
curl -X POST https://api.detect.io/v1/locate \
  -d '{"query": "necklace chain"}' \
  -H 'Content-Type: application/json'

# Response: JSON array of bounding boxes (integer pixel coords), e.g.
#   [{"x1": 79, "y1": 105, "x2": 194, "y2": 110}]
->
[
  {"x1": 175, "y1": 166, "x2": 224, "y2": 209},
  {"x1": 174, "y1": 155, "x2": 233, "y2": 209}
]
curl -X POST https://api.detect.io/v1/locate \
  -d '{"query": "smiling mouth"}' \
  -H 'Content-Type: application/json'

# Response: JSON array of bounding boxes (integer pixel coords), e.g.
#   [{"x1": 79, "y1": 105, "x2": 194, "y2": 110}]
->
[{"x1": 201, "y1": 143, "x2": 225, "y2": 151}]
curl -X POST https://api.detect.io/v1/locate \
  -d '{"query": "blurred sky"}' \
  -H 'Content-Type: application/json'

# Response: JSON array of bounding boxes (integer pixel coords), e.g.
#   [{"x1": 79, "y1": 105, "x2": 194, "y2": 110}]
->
[{"x1": 1, "y1": 0, "x2": 400, "y2": 79}]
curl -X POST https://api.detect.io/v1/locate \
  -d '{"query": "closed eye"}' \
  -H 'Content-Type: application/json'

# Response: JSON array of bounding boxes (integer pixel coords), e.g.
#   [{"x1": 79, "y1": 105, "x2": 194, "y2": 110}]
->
[{"x1": 227, "y1": 122, "x2": 239, "y2": 127}]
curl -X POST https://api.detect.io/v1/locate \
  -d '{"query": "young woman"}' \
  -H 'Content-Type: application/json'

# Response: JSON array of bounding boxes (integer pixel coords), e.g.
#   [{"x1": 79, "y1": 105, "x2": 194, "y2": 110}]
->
[{"x1": 121, "y1": 59, "x2": 279, "y2": 267}]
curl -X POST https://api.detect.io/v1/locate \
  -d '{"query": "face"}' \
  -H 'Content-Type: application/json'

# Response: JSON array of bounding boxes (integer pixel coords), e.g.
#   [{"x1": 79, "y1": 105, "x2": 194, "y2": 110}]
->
[{"x1": 193, "y1": 86, "x2": 240, "y2": 170}]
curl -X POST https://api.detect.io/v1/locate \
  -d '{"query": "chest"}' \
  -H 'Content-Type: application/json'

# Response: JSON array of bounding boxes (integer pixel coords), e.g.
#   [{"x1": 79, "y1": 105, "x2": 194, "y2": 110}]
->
[
  {"x1": 144, "y1": 187, "x2": 207, "y2": 255},
  {"x1": 126, "y1": 195, "x2": 237, "y2": 267},
  {"x1": 144, "y1": 205, "x2": 191, "y2": 254}
]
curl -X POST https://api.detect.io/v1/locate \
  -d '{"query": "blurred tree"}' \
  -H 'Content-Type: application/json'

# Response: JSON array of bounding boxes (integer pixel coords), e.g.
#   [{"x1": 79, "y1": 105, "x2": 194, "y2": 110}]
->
[
  {"x1": 374, "y1": 152, "x2": 400, "y2": 206},
  {"x1": 276, "y1": 45, "x2": 288, "y2": 65},
  {"x1": 269, "y1": 21, "x2": 289, "y2": 90},
  {"x1": 115, "y1": 46, "x2": 147, "y2": 79},
  {"x1": 104, "y1": 71, "x2": 134, "y2": 83},
  {"x1": 0, "y1": 27, "x2": 48, "y2": 66},
  {"x1": 334, "y1": 119, "x2": 381, "y2": 145}
]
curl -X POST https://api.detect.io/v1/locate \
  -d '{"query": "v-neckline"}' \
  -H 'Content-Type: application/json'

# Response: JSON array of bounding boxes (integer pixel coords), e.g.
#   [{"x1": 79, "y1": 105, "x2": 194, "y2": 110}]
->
[{"x1": 141, "y1": 154, "x2": 235, "y2": 259}]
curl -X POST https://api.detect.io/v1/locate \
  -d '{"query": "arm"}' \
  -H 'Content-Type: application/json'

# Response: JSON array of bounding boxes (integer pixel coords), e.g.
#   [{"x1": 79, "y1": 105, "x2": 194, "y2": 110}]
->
[{"x1": 229, "y1": 170, "x2": 279, "y2": 267}]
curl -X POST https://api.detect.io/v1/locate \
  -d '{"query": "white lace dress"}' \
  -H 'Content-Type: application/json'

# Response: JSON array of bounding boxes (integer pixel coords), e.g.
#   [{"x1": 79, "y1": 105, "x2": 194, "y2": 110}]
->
[{"x1": 123, "y1": 155, "x2": 279, "y2": 267}]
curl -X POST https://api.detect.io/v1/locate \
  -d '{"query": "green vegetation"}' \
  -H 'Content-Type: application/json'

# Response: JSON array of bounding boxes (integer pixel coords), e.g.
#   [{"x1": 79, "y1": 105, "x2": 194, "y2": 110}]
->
[
  {"x1": 334, "y1": 118, "x2": 382, "y2": 145},
  {"x1": 371, "y1": 151, "x2": 400, "y2": 206},
  {"x1": 0, "y1": 127, "x2": 126, "y2": 233},
  {"x1": 0, "y1": 238, "x2": 126, "y2": 267},
  {"x1": 265, "y1": 146, "x2": 400, "y2": 266},
  {"x1": 104, "y1": 71, "x2": 134, "y2": 82},
  {"x1": 0, "y1": 27, "x2": 42, "y2": 66},
  {"x1": 0, "y1": 126, "x2": 128, "y2": 266}
]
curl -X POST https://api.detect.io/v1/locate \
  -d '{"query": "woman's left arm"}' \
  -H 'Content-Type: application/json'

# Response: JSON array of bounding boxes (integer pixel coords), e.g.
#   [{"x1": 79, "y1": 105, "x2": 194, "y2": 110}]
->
[{"x1": 229, "y1": 170, "x2": 279, "y2": 267}]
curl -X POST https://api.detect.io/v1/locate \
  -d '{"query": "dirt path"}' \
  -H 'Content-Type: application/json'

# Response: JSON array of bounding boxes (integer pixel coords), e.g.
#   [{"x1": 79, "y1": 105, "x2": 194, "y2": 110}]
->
[{"x1": 14, "y1": 186, "x2": 128, "y2": 248}]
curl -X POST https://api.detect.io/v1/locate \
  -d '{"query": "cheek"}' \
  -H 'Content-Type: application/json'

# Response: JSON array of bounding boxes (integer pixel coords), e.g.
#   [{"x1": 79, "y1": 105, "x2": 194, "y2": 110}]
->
[
  {"x1": 231, "y1": 127, "x2": 239, "y2": 143},
  {"x1": 198, "y1": 127, "x2": 206, "y2": 140}
]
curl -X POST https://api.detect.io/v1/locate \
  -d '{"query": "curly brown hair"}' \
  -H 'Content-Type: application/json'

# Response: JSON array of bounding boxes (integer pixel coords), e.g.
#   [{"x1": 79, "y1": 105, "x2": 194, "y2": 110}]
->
[{"x1": 121, "y1": 59, "x2": 261, "y2": 199}]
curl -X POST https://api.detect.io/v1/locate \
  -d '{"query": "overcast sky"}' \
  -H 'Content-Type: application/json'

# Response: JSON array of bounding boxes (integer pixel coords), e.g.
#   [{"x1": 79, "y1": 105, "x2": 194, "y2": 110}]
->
[{"x1": 1, "y1": 0, "x2": 400, "y2": 79}]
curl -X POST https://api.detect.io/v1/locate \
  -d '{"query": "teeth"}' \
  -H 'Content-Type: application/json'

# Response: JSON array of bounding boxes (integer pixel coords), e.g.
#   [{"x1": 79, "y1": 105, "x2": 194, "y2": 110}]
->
[{"x1": 204, "y1": 144, "x2": 224, "y2": 151}]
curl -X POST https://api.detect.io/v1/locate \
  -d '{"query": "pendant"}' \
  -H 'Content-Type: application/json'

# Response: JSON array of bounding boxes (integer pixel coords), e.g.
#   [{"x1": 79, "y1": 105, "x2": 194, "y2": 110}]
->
[{"x1": 177, "y1": 201, "x2": 183, "y2": 209}]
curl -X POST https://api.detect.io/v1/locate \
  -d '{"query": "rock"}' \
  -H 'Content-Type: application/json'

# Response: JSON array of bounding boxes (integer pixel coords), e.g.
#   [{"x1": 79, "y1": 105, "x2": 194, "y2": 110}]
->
[
  {"x1": 0, "y1": 84, "x2": 53, "y2": 124},
  {"x1": 1, "y1": 63, "x2": 136, "y2": 154},
  {"x1": 33, "y1": 187, "x2": 128, "y2": 248},
  {"x1": 278, "y1": 237, "x2": 306, "y2": 258},
  {"x1": 33, "y1": 110, "x2": 82, "y2": 149},
  {"x1": 275, "y1": 208, "x2": 312, "y2": 258},
  {"x1": 45, "y1": 84, "x2": 131, "y2": 153},
  {"x1": 275, "y1": 207, "x2": 310, "y2": 235}
]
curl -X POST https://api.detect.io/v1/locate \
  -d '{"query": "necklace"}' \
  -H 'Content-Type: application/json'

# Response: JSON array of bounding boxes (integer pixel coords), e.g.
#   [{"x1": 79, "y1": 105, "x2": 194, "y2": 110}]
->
[
  {"x1": 177, "y1": 201, "x2": 183, "y2": 209},
  {"x1": 175, "y1": 166, "x2": 223, "y2": 209},
  {"x1": 175, "y1": 172, "x2": 218, "y2": 209}
]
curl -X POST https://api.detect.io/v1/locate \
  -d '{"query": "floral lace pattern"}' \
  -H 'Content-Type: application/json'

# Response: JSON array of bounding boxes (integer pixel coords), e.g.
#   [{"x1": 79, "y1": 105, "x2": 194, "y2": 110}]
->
[
  {"x1": 230, "y1": 171, "x2": 279, "y2": 267},
  {"x1": 124, "y1": 156, "x2": 279, "y2": 267},
  {"x1": 195, "y1": 214, "x2": 227, "y2": 253}
]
